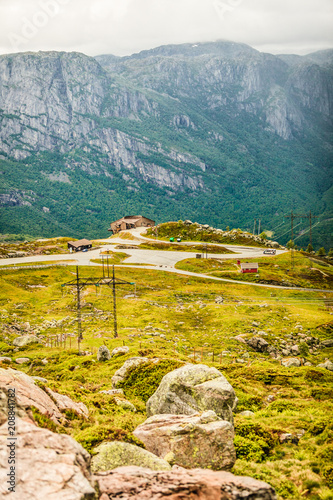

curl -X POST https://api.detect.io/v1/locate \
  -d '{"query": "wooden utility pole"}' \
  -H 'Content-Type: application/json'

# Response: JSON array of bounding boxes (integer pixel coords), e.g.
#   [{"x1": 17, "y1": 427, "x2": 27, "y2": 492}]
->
[{"x1": 308, "y1": 211, "x2": 319, "y2": 247}]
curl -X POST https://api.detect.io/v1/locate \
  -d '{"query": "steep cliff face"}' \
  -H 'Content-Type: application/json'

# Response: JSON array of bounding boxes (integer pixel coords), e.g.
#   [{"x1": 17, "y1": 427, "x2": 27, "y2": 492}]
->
[{"x1": 0, "y1": 42, "x2": 332, "y2": 245}]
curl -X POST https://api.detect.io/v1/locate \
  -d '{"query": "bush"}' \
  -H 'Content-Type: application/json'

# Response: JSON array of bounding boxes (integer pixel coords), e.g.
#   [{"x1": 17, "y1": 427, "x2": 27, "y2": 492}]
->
[
  {"x1": 234, "y1": 419, "x2": 277, "y2": 462},
  {"x1": 317, "y1": 247, "x2": 326, "y2": 256},
  {"x1": 75, "y1": 424, "x2": 144, "y2": 454},
  {"x1": 119, "y1": 359, "x2": 183, "y2": 402}
]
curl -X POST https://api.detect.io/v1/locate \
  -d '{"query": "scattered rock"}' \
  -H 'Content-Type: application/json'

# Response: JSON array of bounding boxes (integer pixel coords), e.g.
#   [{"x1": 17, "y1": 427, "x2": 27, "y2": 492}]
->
[
  {"x1": 291, "y1": 345, "x2": 300, "y2": 355},
  {"x1": 94, "y1": 465, "x2": 277, "y2": 499},
  {"x1": 281, "y1": 358, "x2": 301, "y2": 368},
  {"x1": 146, "y1": 364, "x2": 238, "y2": 423},
  {"x1": 267, "y1": 395, "x2": 275, "y2": 403},
  {"x1": 15, "y1": 358, "x2": 31, "y2": 364},
  {"x1": 281, "y1": 349, "x2": 290, "y2": 356},
  {"x1": 12, "y1": 335, "x2": 40, "y2": 347},
  {"x1": 0, "y1": 357, "x2": 11, "y2": 363},
  {"x1": 239, "y1": 411, "x2": 255, "y2": 417},
  {"x1": 215, "y1": 296, "x2": 224, "y2": 304},
  {"x1": 279, "y1": 433, "x2": 299, "y2": 444},
  {"x1": 246, "y1": 337, "x2": 269, "y2": 353},
  {"x1": 320, "y1": 339, "x2": 333, "y2": 348},
  {"x1": 317, "y1": 360, "x2": 333, "y2": 371},
  {"x1": 111, "y1": 346, "x2": 130, "y2": 357},
  {"x1": 99, "y1": 389, "x2": 124, "y2": 396},
  {"x1": 97, "y1": 345, "x2": 111, "y2": 361},
  {"x1": 134, "y1": 410, "x2": 235, "y2": 470},
  {"x1": 114, "y1": 397, "x2": 137, "y2": 412},
  {"x1": 91, "y1": 441, "x2": 171, "y2": 473},
  {"x1": 234, "y1": 335, "x2": 247, "y2": 344},
  {"x1": 0, "y1": 418, "x2": 95, "y2": 499}
]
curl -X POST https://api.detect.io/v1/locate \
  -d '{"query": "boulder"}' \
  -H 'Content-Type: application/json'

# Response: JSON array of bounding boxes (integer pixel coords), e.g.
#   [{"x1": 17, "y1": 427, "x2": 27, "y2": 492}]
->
[
  {"x1": 15, "y1": 357, "x2": 31, "y2": 364},
  {"x1": 91, "y1": 441, "x2": 171, "y2": 473},
  {"x1": 114, "y1": 397, "x2": 137, "y2": 412},
  {"x1": 290, "y1": 345, "x2": 300, "y2": 355},
  {"x1": 97, "y1": 345, "x2": 111, "y2": 361},
  {"x1": 246, "y1": 337, "x2": 269, "y2": 353},
  {"x1": 45, "y1": 388, "x2": 89, "y2": 418},
  {"x1": 279, "y1": 433, "x2": 299, "y2": 444},
  {"x1": 13, "y1": 335, "x2": 40, "y2": 347},
  {"x1": 281, "y1": 358, "x2": 301, "y2": 368},
  {"x1": 239, "y1": 411, "x2": 255, "y2": 417},
  {"x1": 133, "y1": 411, "x2": 235, "y2": 471},
  {"x1": 146, "y1": 364, "x2": 237, "y2": 423},
  {"x1": 99, "y1": 388, "x2": 124, "y2": 396},
  {"x1": 0, "y1": 357, "x2": 11, "y2": 363},
  {"x1": 0, "y1": 418, "x2": 95, "y2": 499},
  {"x1": 0, "y1": 368, "x2": 87, "y2": 424},
  {"x1": 317, "y1": 360, "x2": 333, "y2": 371},
  {"x1": 111, "y1": 346, "x2": 130, "y2": 357},
  {"x1": 320, "y1": 339, "x2": 333, "y2": 348},
  {"x1": 94, "y1": 465, "x2": 277, "y2": 499}
]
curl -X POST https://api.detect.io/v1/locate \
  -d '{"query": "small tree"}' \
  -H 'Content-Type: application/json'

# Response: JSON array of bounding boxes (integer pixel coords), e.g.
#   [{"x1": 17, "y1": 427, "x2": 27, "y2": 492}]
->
[
  {"x1": 328, "y1": 248, "x2": 333, "y2": 257},
  {"x1": 306, "y1": 243, "x2": 314, "y2": 253},
  {"x1": 226, "y1": 226, "x2": 230, "y2": 231},
  {"x1": 259, "y1": 232, "x2": 267, "y2": 240},
  {"x1": 287, "y1": 240, "x2": 295, "y2": 249},
  {"x1": 317, "y1": 247, "x2": 326, "y2": 256}
]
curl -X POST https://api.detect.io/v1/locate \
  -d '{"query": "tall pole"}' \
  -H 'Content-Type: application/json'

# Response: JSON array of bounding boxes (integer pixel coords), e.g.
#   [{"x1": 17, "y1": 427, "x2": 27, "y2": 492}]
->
[
  {"x1": 258, "y1": 219, "x2": 261, "y2": 236},
  {"x1": 113, "y1": 266, "x2": 118, "y2": 338},
  {"x1": 76, "y1": 266, "x2": 82, "y2": 352},
  {"x1": 253, "y1": 219, "x2": 256, "y2": 236}
]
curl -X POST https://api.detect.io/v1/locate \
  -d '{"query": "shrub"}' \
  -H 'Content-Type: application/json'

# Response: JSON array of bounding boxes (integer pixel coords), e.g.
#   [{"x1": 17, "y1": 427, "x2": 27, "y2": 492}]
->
[
  {"x1": 298, "y1": 341, "x2": 309, "y2": 357},
  {"x1": 234, "y1": 419, "x2": 277, "y2": 462},
  {"x1": 234, "y1": 435, "x2": 266, "y2": 462},
  {"x1": 119, "y1": 359, "x2": 183, "y2": 402},
  {"x1": 75, "y1": 425, "x2": 144, "y2": 454}
]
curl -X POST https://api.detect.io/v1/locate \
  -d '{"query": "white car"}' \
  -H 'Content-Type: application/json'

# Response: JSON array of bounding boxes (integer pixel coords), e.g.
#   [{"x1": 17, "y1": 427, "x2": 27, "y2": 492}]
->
[{"x1": 263, "y1": 249, "x2": 276, "y2": 255}]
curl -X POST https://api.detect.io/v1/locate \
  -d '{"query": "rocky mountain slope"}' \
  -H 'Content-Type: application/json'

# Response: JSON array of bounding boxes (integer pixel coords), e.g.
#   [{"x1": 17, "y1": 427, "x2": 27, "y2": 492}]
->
[{"x1": 0, "y1": 42, "x2": 332, "y2": 246}]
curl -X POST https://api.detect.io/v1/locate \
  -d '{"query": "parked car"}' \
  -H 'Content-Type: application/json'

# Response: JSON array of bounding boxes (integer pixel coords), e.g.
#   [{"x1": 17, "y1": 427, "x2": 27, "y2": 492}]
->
[{"x1": 263, "y1": 249, "x2": 276, "y2": 255}]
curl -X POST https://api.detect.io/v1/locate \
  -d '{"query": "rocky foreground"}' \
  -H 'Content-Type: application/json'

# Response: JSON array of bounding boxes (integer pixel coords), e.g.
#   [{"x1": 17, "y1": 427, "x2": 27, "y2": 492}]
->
[{"x1": 0, "y1": 363, "x2": 277, "y2": 499}]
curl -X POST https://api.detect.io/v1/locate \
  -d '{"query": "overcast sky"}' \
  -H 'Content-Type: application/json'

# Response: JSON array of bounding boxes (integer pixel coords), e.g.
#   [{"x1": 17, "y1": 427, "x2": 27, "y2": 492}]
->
[{"x1": 0, "y1": 0, "x2": 332, "y2": 57}]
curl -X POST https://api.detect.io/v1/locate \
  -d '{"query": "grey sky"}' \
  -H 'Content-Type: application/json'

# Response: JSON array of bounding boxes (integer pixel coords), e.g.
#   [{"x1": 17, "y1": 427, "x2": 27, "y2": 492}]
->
[{"x1": 0, "y1": 0, "x2": 332, "y2": 57}]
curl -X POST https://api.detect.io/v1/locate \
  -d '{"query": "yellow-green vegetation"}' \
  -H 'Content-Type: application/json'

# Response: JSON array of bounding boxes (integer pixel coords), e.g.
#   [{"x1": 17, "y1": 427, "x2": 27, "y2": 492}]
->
[
  {"x1": 0, "y1": 263, "x2": 333, "y2": 499},
  {"x1": 176, "y1": 252, "x2": 333, "y2": 289},
  {"x1": 90, "y1": 251, "x2": 129, "y2": 265},
  {"x1": 146, "y1": 221, "x2": 265, "y2": 247},
  {"x1": 139, "y1": 241, "x2": 233, "y2": 254}
]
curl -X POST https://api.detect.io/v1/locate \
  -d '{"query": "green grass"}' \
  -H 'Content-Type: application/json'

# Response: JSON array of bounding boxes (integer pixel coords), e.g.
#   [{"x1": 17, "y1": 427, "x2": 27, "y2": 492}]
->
[
  {"x1": 139, "y1": 241, "x2": 233, "y2": 254},
  {"x1": 0, "y1": 263, "x2": 332, "y2": 498}
]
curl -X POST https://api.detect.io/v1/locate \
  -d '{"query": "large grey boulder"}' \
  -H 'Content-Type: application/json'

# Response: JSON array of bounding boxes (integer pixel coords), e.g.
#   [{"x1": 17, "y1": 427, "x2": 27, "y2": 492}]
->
[
  {"x1": 95, "y1": 465, "x2": 277, "y2": 499},
  {"x1": 146, "y1": 364, "x2": 238, "y2": 423},
  {"x1": 133, "y1": 411, "x2": 235, "y2": 470},
  {"x1": 13, "y1": 335, "x2": 40, "y2": 347},
  {"x1": 91, "y1": 441, "x2": 171, "y2": 472}
]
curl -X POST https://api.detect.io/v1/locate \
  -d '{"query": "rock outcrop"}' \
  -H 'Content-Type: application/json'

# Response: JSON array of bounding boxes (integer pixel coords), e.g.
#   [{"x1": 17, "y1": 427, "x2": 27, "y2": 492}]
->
[
  {"x1": 146, "y1": 364, "x2": 238, "y2": 423},
  {"x1": 112, "y1": 357, "x2": 159, "y2": 388},
  {"x1": 0, "y1": 368, "x2": 88, "y2": 423},
  {"x1": 133, "y1": 411, "x2": 236, "y2": 470},
  {"x1": 0, "y1": 418, "x2": 96, "y2": 499},
  {"x1": 94, "y1": 465, "x2": 277, "y2": 499}
]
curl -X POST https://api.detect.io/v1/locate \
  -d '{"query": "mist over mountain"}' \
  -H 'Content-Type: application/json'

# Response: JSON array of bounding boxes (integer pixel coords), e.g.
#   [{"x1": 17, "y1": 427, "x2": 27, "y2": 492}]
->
[{"x1": 0, "y1": 41, "x2": 332, "y2": 247}]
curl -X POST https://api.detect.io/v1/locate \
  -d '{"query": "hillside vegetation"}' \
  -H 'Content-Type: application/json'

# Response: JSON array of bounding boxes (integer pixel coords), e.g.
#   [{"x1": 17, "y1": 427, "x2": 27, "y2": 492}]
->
[{"x1": 0, "y1": 261, "x2": 332, "y2": 499}]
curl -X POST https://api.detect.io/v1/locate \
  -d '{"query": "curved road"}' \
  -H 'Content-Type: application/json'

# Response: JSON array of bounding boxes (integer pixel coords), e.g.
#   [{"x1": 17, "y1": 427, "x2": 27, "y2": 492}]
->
[{"x1": 0, "y1": 230, "x2": 331, "y2": 292}]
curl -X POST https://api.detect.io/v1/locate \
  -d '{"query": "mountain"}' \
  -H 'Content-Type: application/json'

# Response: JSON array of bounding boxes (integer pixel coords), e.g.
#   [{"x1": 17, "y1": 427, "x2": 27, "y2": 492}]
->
[{"x1": 0, "y1": 41, "x2": 332, "y2": 247}]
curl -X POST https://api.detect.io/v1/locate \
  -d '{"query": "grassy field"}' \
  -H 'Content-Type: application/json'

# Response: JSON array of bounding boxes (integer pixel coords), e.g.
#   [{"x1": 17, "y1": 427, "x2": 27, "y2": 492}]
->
[
  {"x1": 175, "y1": 252, "x2": 333, "y2": 290},
  {"x1": 139, "y1": 241, "x2": 234, "y2": 254},
  {"x1": 0, "y1": 263, "x2": 332, "y2": 499}
]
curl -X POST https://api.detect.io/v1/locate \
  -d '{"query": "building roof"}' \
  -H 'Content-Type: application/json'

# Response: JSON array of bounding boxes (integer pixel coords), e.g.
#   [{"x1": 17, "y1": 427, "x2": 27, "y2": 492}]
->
[
  {"x1": 240, "y1": 262, "x2": 258, "y2": 268},
  {"x1": 68, "y1": 239, "x2": 92, "y2": 248}
]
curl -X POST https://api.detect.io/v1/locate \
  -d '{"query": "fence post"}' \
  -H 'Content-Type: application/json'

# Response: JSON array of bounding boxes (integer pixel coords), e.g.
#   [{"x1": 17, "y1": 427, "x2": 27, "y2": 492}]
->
[
  {"x1": 201, "y1": 348, "x2": 203, "y2": 362},
  {"x1": 212, "y1": 352, "x2": 215, "y2": 363},
  {"x1": 193, "y1": 348, "x2": 195, "y2": 362},
  {"x1": 220, "y1": 352, "x2": 222, "y2": 364}
]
